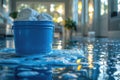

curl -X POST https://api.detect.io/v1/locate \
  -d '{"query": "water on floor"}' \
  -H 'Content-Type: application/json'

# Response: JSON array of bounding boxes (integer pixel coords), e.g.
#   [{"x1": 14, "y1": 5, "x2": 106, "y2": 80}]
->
[{"x1": 0, "y1": 37, "x2": 120, "y2": 80}]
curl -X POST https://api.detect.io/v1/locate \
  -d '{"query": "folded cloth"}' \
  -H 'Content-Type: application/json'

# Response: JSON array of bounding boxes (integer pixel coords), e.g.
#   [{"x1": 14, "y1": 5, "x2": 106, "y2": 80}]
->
[
  {"x1": 16, "y1": 8, "x2": 39, "y2": 21},
  {"x1": 16, "y1": 8, "x2": 53, "y2": 21},
  {"x1": 16, "y1": 16, "x2": 38, "y2": 21},
  {"x1": 37, "y1": 12, "x2": 53, "y2": 21}
]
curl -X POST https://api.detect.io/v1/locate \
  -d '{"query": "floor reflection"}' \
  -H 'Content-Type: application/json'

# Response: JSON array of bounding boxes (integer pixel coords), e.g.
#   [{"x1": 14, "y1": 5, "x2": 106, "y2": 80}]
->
[{"x1": 0, "y1": 37, "x2": 120, "y2": 80}]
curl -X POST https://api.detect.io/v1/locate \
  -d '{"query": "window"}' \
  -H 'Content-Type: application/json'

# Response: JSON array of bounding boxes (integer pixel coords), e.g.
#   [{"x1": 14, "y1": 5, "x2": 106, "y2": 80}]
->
[
  {"x1": 101, "y1": 0, "x2": 108, "y2": 15},
  {"x1": 118, "y1": 0, "x2": 120, "y2": 12},
  {"x1": 88, "y1": 0, "x2": 94, "y2": 24},
  {"x1": 78, "y1": 0, "x2": 82, "y2": 26}
]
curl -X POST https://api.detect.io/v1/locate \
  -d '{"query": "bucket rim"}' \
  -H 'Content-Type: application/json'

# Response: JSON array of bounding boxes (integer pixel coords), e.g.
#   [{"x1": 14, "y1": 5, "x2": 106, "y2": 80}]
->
[
  {"x1": 14, "y1": 21, "x2": 54, "y2": 26},
  {"x1": 14, "y1": 20, "x2": 53, "y2": 22}
]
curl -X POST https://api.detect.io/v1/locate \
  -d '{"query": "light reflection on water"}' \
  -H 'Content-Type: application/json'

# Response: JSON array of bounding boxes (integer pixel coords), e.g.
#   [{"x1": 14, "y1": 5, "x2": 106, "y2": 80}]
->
[{"x1": 0, "y1": 38, "x2": 120, "y2": 80}]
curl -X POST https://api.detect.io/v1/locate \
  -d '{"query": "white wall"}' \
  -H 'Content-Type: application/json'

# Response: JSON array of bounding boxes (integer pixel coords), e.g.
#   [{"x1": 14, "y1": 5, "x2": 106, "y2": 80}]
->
[
  {"x1": 98, "y1": 13, "x2": 120, "y2": 39},
  {"x1": 108, "y1": 18, "x2": 120, "y2": 39},
  {"x1": 107, "y1": 0, "x2": 120, "y2": 39},
  {"x1": 99, "y1": 14, "x2": 108, "y2": 37},
  {"x1": 109, "y1": 31, "x2": 120, "y2": 39}
]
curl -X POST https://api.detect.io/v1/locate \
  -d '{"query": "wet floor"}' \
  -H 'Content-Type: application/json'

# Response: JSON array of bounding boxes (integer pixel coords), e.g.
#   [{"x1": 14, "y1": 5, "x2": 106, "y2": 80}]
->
[{"x1": 0, "y1": 37, "x2": 120, "y2": 80}]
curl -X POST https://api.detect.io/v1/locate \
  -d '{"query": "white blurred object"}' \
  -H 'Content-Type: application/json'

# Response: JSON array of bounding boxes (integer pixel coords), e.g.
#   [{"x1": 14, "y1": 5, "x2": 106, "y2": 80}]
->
[
  {"x1": 16, "y1": 8, "x2": 52, "y2": 21},
  {"x1": 16, "y1": 8, "x2": 39, "y2": 21},
  {"x1": 37, "y1": 12, "x2": 53, "y2": 21},
  {"x1": 88, "y1": 31, "x2": 95, "y2": 38},
  {"x1": 0, "y1": 10, "x2": 13, "y2": 36},
  {"x1": 87, "y1": 31, "x2": 95, "y2": 42},
  {"x1": 16, "y1": 16, "x2": 38, "y2": 21}
]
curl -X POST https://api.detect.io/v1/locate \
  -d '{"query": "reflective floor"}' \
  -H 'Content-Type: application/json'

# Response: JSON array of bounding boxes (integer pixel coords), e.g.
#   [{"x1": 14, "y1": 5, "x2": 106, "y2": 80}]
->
[{"x1": 0, "y1": 37, "x2": 120, "y2": 80}]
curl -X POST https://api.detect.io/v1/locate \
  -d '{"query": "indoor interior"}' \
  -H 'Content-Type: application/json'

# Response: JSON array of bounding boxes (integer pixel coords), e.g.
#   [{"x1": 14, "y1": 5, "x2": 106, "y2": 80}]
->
[{"x1": 0, "y1": 0, "x2": 120, "y2": 80}]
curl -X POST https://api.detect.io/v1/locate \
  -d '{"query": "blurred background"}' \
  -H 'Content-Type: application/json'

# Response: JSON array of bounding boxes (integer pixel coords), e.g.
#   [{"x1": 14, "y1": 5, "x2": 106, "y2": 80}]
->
[{"x1": 0, "y1": 0, "x2": 120, "y2": 49}]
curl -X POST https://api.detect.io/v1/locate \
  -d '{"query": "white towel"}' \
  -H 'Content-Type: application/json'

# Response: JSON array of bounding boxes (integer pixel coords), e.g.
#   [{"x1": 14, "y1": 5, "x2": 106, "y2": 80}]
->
[
  {"x1": 17, "y1": 8, "x2": 39, "y2": 21},
  {"x1": 37, "y1": 12, "x2": 53, "y2": 21},
  {"x1": 16, "y1": 16, "x2": 38, "y2": 21},
  {"x1": 16, "y1": 8, "x2": 53, "y2": 21}
]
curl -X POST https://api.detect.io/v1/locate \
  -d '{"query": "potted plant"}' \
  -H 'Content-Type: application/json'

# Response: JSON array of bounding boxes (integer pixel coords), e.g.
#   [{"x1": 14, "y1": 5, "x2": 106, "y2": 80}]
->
[
  {"x1": 64, "y1": 18, "x2": 77, "y2": 40},
  {"x1": 63, "y1": 18, "x2": 77, "y2": 48},
  {"x1": 9, "y1": 11, "x2": 18, "y2": 19}
]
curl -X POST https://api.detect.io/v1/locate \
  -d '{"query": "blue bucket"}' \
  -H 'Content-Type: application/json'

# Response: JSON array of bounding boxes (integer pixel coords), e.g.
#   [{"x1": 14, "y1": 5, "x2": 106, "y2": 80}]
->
[{"x1": 13, "y1": 21, "x2": 54, "y2": 56}]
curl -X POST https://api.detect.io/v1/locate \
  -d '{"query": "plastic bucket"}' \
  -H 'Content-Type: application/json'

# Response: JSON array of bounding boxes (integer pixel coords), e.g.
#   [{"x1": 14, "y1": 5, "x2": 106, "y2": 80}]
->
[{"x1": 13, "y1": 21, "x2": 54, "y2": 56}]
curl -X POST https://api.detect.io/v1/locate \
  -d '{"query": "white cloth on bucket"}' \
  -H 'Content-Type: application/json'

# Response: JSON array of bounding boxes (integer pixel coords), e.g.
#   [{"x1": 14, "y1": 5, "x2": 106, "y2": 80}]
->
[
  {"x1": 37, "y1": 12, "x2": 53, "y2": 21},
  {"x1": 16, "y1": 8, "x2": 39, "y2": 21},
  {"x1": 16, "y1": 8, "x2": 53, "y2": 21}
]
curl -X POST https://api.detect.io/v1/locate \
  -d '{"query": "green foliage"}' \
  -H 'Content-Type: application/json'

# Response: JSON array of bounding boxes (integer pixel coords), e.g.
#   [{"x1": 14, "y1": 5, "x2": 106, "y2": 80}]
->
[
  {"x1": 9, "y1": 11, "x2": 18, "y2": 19},
  {"x1": 64, "y1": 18, "x2": 77, "y2": 31}
]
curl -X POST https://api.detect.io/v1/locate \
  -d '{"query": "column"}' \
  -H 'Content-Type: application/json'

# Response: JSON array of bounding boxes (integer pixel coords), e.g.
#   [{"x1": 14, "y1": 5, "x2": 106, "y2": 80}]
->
[
  {"x1": 85, "y1": 0, "x2": 89, "y2": 23},
  {"x1": 93, "y1": 0, "x2": 101, "y2": 37},
  {"x1": 81, "y1": 0, "x2": 85, "y2": 36},
  {"x1": 72, "y1": 0, "x2": 78, "y2": 25},
  {"x1": 63, "y1": 0, "x2": 71, "y2": 48},
  {"x1": 81, "y1": 0, "x2": 89, "y2": 36},
  {"x1": 81, "y1": 0, "x2": 85, "y2": 25}
]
